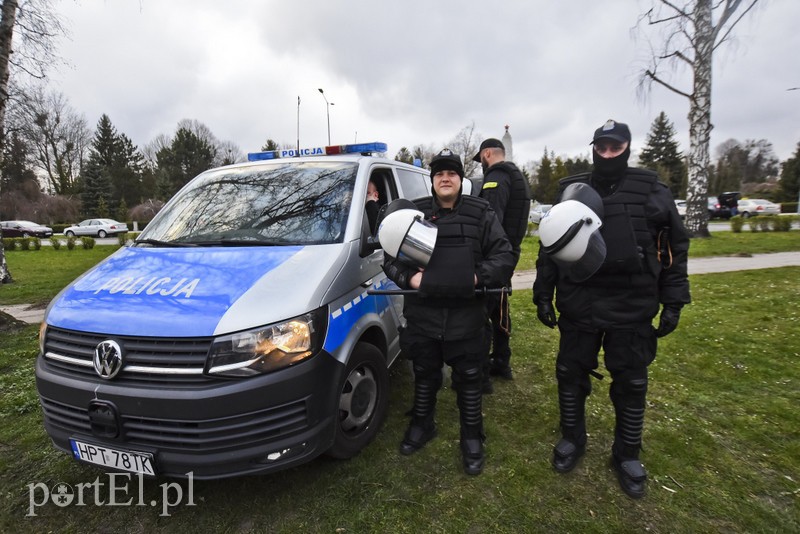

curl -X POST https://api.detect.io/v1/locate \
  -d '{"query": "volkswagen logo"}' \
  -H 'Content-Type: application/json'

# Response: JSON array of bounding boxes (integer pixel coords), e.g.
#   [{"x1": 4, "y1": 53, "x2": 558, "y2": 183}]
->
[{"x1": 93, "y1": 340, "x2": 123, "y2": 379}]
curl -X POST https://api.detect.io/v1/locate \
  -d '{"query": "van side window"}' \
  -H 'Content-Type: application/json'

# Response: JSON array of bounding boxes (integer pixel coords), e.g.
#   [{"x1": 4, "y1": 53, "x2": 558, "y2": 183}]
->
[{"x1": 396, "y1": 168, "x2": 431, "y2": 200}]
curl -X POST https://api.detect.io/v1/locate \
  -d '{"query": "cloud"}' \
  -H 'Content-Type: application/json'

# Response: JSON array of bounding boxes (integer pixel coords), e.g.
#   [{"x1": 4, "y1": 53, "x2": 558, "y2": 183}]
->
[{"x1": 50, "y1": 0, "x2": 800, "y2": 166}]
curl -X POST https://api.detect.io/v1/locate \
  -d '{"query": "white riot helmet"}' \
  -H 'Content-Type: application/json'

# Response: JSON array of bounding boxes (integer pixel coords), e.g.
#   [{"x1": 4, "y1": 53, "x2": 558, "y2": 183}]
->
[
  {"x1": 378, "y1": 200, "x2": 438, "y2": 268},
  {"x1": 539, "y1": 183, "x2": 606, "y2": 282}
]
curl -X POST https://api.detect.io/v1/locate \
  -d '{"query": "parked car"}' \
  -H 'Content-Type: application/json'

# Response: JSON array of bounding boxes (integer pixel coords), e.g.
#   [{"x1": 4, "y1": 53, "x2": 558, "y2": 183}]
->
[
  {"x1": 63, "y1": 218, "x2": 129, "y2": 238},
  {"x1": 674, "y1": 199, "x2": 686, "y2": 218},
  {"x1": 529, "y1": 203, "x2": 552, "y2": 224},
  {"x1": 737, "y1": 199, "x2": 780, "y2": 218},
  {"x1": 674, "y1": 198, "x2": 731, "y2": 219},
  {"x1": 708, "y1": 197, "x2": 732, "y2": 219},
  {"x1": 0, "y1": 220, "x2": 53, "y2": 238}
]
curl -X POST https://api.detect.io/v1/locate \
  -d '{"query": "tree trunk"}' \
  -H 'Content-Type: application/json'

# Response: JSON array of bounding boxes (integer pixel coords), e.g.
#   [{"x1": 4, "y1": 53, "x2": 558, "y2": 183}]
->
[
  {"x1": 0, "y1": 0, "x2": 18, "y2": 283},
  {"x1": 684, "y1": 0, "x2": 713, "y2": 238}
]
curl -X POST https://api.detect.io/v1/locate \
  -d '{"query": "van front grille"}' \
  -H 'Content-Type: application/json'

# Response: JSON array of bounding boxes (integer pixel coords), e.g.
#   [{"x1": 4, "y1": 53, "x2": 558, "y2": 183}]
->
[{"x1": 42, "y1": 326, "x2": 217, "y2": 385}]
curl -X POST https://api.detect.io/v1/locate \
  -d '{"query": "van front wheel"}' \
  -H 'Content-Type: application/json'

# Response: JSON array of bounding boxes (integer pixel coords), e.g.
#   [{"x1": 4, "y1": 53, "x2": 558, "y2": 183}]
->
[{"x1": 327, "y1": 343, "x2": 389, "y2": 459}]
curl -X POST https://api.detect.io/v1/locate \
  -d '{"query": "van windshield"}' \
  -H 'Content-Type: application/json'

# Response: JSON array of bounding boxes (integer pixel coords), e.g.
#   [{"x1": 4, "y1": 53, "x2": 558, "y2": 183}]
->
[{"x1": 138, "y1": 162, "x2": 358, "y2": 246}]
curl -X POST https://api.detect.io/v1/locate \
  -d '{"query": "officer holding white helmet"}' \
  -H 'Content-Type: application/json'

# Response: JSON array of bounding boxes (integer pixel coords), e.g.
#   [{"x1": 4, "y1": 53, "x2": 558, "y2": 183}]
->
[
  {"x1": 382, "y1": 148, "x2": 514, "y2": 475},
  {"x1": 533, "y1": 120, "x2": 690, "y2": 499}
]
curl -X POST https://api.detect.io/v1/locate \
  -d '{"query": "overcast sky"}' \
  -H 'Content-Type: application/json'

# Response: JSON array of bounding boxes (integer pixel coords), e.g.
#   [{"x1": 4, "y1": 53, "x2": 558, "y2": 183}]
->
[{"x1": 50, "y1": 0, "x2": 800, "y2": 168}]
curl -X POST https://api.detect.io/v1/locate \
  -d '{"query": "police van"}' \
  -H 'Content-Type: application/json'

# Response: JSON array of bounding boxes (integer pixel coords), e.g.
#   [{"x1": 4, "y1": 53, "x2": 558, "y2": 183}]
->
[{"x1": 35, "y1": 142, "x2": 447, "y2": 479}]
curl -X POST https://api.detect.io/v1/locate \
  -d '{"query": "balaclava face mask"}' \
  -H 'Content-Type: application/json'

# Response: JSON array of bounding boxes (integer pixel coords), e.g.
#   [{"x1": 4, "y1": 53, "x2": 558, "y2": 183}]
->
[{"x1": 592, "y1": 146, "x2": 631, "y2": 180}]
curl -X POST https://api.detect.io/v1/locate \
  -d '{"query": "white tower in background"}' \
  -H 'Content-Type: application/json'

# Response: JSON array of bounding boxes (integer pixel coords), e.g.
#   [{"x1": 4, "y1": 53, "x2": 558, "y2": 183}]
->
[{"x1": 502, "y1": 124, "x2": 513, "y2": 162}]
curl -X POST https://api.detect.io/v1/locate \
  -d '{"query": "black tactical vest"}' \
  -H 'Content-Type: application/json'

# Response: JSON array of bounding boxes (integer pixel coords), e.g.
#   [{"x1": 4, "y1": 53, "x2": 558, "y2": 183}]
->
[
  {"x1": 560, "y1": 169, "x2": 659, "y2": 276},
  {"x1": 488, "y1": 162, "x2": 532, "y2": 249},
  {"x1": 414, "y1": 195, "x2": 488, "y2": 268}
]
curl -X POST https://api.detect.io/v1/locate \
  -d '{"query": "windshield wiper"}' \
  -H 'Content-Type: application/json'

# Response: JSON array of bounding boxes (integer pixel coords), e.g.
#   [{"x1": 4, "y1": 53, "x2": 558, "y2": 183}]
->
[
  {"x1": 190, "y1": 239, "x2": 297, "y2": 247},
  {"x1": 134, "y1": 238, "x2": 199, "y2": 248}
]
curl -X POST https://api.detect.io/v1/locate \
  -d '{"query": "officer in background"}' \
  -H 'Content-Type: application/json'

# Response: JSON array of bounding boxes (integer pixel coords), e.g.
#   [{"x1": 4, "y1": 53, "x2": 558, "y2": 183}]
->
[
  {"x1": 532, "y1": 120, "x2": 690, "y2": 498},
  {"x1": 473, "y1": 138, "x2": 531, "y2": 384},
  {"x1": 365, "y1": 179, "x2": 381, "y2": 234},
  {"x1": 383, "y1": 149, "x2": 514, "y2": 475}
]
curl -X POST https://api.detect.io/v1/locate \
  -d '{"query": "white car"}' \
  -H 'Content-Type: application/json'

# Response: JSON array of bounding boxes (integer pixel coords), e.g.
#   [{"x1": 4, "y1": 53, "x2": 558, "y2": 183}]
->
[
  {"x1": 529, "y1": 203, "x2": 553, "y2": 224},
  {"x1": 63, "y1": 218, "x2": 129, "y2": 238},
  {"x1": 737, "y1": 199, "x2": 780, "y2": 218},
  {"x1": 674, "y1": 199, "x2": 686, "y2": 218}
]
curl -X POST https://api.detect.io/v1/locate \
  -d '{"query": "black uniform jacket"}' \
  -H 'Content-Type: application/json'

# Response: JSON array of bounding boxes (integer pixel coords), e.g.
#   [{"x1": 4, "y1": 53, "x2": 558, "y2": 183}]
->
[
  {"x1": 533, "y1": 168, "x2": 691, "y2": 329},
  {"x1": 383, "y1": 194, "x2": 514, "y2": 340}
]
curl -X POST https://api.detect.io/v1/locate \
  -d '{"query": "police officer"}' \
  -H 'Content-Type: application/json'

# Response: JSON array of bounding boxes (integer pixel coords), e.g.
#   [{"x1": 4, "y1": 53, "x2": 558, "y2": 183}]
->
[
  {"x1": 532, "y1": 120, "x2": 691, "y2": 498},
  {"x1": 383, "y1": 148, "x2": 514, "y2": 475},
  {"x1": 473, "y1": 138, "x2": 531, "y2": 383}
]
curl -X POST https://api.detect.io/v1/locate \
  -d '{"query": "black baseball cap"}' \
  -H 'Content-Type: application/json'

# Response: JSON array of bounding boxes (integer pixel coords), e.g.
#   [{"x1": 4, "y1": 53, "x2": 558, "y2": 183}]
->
[
  {"x1": 590, "y1": 119, "x2": 631, "y2": 144},
  {"x1": 472, "y1": 138, "x2": 505, "y2": 161}
]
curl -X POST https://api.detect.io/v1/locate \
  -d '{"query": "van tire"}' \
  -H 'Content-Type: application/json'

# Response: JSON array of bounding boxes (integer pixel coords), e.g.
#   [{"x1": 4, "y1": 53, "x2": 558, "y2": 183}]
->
[{"x1": 327, "y1": 342, "x2": 389, "y2": 459}]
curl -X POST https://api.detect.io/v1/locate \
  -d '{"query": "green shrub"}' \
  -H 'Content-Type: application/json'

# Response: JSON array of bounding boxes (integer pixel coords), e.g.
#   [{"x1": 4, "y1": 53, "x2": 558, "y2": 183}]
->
[
  {"x1": 2, "y1": 237, "x2": 15, "y2": 250},
  {"x1": 757, "y1": 216, "x2": 772, "y2": 232},
  {"x1": 50, "y1": 237, "x2": 62, "y2": 250},
  {"x1": 19, "y1": 237, "x2": 31, "y2": 250},
  {"x1": 31, "y1": 237, "x2": 41, "y2": 250},
  {"x1": 117, "y1": 232, "x2": 130, "y2": 246},
  {"x1": 772, "y1": 215, "x2": 793, "y2": 231},
  {"x1": 51, "y1": 224, "x2": 70, "y2": 234},
  {"x1": 729, "y1": 215, "x2": 744, "y2": 233},
  {"x1": 80, "y1": 237, "x2": 95, "y2": 249},
  {"x1": 66, "y1": 236, "x2": 76, "y2": 250},
  {"x1": 781, "y1": 201, "x2": 798, "y2": 213}
]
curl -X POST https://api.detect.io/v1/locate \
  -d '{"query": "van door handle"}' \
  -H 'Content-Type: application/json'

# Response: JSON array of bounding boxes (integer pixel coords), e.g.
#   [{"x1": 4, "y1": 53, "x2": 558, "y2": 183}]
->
[{"x1": 361, "y1": 278, "x2": 374, "y2": 288}]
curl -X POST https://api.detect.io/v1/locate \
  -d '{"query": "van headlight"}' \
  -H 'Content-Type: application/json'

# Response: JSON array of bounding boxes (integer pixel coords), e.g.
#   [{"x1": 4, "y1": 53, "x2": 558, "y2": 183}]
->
[{"x1": 205, "y1": 308, "x2": 327, "y2": 377}]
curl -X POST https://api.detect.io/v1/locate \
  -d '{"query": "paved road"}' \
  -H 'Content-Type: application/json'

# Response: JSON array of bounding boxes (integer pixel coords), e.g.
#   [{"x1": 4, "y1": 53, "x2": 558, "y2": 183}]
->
[
  {"x1": 510, "y1": 251, "x2": 800, "y2": 287},
  {"x1": 4, "y1": 252, "x2": 800, "y2": 325}
]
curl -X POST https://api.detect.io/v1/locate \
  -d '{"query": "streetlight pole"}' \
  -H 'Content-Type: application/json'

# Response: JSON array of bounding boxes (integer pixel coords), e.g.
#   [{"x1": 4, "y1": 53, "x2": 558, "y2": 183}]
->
[{"x1": 318, "y1": 88, "x2": 332, "y2": 145}]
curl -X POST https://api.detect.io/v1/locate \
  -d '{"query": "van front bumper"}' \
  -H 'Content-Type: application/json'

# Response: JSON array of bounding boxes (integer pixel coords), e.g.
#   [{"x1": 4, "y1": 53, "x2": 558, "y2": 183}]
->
[{"x1": 35, "y1": 349, "x2": 344, "y2": 480}]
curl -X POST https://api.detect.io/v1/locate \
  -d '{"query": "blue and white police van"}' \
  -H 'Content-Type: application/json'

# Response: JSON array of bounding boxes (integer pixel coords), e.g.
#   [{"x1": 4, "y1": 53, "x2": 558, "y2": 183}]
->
[{"x1": 35, "y1": 142, "x2": 439, "y2": 479}]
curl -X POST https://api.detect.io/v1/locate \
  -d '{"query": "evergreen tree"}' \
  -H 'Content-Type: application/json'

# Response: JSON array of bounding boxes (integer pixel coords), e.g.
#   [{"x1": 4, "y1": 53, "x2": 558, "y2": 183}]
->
[
  {"x1": 395, "y1": 147, "x2": 413, "y2": 164},
  {"x1": 778, "y1": 141, "x2": 800, "y2": 206},
  {"x1": 155, "y1": 127, "x2": 216, "y2": 199},
  {"x1": 261, "y1": 139, "x2": 279, "y2": 151},
  {"x1": 80, "y1": 155, "x2": 112, "y2": 216},
  {"x1": 0, "y1": 131, "x2": 38, "y2": 192},
  {"x1": 564, "y1": 155, "x2": 591, "y2": 176},
  {"x1": 96, "y1": 196, "x2": 110, "y2": 218},
  {"x1": 533, "y1": 148, "x2": 559, "y2": 204},
  {"x1": 116, "y1": 198, "x2": 129, "y2": 222},
  {"x1": 86, "y1": 114, "x2": 146, "y2": 210},
  {"x1": 639, "y1": 112, "x2": 686, "y2": 198}
]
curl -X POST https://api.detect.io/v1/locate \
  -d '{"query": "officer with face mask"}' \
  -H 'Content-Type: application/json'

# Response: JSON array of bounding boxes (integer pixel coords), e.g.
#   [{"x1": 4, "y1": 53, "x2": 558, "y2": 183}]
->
[
  {"x1": 533, "y1": 120, "x2": 691, "y2": 498},
  {"x1": 382, "y1": 148, "x2": 514, "y2": 475}
]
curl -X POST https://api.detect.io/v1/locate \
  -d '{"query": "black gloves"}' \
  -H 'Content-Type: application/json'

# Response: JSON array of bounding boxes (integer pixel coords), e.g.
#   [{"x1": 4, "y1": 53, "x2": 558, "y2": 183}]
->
[
  {"x1": 536, "y1": 301, "x2": 557, "y2": 329},
  {"x1": 655, "y1": 304, "x2": 682, "y2": 338}
]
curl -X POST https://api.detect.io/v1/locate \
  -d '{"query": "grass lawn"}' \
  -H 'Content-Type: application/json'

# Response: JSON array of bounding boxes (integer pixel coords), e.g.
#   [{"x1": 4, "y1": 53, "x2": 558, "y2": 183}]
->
[{"x1": 0, "y1": 236, "x2": 799, "y2": 532}]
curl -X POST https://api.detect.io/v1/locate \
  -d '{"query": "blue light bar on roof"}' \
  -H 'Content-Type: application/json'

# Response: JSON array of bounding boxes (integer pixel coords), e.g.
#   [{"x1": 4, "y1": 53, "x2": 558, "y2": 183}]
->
[{"x1": 247, "y1": 142, "x2": 387, "y2": 161}]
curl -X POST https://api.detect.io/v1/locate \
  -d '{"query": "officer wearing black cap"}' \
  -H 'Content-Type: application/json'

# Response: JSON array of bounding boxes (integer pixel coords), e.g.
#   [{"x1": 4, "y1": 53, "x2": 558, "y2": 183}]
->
[
  {"x1": 532, "y1": 119, "x2": 691, "y2": 498},
  {"x1": 473, "y1": 138, "x2": 531, "y2": 384},
  {"x1": 382, "y1": 148, "x2": 514, "y2": 475}
]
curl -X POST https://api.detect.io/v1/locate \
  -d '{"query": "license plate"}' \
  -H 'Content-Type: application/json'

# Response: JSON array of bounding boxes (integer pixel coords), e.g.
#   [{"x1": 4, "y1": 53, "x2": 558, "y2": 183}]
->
[{"x1": 70, "y1": 439, "x2": 156, "y2": 475}]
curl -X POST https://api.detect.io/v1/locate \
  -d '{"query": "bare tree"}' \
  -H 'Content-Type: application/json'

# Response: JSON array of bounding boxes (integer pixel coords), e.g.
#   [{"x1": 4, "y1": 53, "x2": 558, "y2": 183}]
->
[
  {"x1": 447, "y1": 122, "x2": 482, "y2": 179},
  {"x1": 636, "y1": 0, "x2": 759, "y2": 237},
  {"x1": 10, "y1": 85, "x2": 90, "y2": 194},
  {"x1": 0, "y1": 0, "x2": 65, "y2": 283}
]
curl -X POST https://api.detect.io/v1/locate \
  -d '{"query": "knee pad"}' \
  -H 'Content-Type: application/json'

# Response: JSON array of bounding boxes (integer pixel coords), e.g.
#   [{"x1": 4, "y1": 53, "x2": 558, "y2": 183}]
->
[
  {"x1": 453, "y1": 363, "x2": 482, "y2": 385},
  {"x1": 556, "y1": 363, "x2": 591, "y2": 396},
  {"x1": 413, "y1": 360, "x2": 443, "y2": 385}
]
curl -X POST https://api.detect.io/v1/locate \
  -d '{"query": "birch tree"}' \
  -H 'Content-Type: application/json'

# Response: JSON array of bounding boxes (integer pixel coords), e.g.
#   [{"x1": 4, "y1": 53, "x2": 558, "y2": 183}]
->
[{"x1": 636, "y1": 0, "x2": 759, "y2": 237}]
